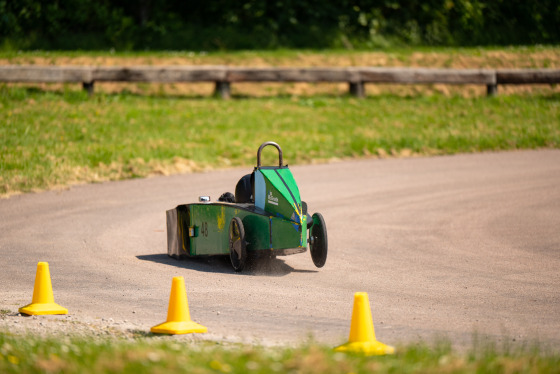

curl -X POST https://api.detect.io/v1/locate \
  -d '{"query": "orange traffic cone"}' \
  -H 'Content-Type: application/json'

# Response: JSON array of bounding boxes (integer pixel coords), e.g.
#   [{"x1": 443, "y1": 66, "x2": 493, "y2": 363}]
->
[
  {"x1": 19, "y1": 262, "x2": 68, "y2": 315},
  {"x1": 151, "y1": 276, "x2": 207, "y2": 335},
  {"x1": 334, "y1": 292, "x2": 394, "y2": 355}
]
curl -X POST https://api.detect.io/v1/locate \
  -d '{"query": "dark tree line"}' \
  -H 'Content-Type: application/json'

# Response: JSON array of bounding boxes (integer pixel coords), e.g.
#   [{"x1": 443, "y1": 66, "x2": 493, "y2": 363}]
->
[{"x1": 1, "y1": 0, "x2": 559, "y2": 50}]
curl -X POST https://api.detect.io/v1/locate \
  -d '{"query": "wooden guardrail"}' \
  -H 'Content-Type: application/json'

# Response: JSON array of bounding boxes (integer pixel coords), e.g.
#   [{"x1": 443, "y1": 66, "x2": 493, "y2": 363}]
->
[{"x1": 0, "y1": 65, "x2": 558, "y2": 98}]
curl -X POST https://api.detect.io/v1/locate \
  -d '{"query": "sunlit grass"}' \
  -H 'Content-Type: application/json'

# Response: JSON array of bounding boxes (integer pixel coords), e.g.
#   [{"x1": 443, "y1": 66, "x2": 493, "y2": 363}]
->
[
  {"x1": 1, "y1": 85, "x2": 559, "y2": 196},
  {"x1": 0, "y1": 331, "x2": 559, "y2": 374}
]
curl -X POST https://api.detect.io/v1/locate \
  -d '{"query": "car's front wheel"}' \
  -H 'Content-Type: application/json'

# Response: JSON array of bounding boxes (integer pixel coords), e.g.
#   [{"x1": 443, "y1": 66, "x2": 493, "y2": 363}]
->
[{"x1": 309, "y1": 212, "x2": 328, "y2": 268}]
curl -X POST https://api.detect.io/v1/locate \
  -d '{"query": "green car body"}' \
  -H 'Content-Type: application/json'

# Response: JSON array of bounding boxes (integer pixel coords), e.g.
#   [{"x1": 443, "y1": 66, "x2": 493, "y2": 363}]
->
[{"x1": 166, "y1": 142, "x2": 327, "y2": 272}]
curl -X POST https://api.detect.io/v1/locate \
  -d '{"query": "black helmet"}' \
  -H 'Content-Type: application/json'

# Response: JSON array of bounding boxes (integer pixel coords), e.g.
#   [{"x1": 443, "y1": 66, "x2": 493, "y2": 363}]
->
[{"x1": 235, "y1": 174, "x2": 253, "y2": 203}]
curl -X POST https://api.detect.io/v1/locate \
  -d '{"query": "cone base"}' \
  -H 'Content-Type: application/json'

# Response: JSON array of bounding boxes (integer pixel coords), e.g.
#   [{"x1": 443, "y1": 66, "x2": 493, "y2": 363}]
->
[
  {"x1": 19, "y1": 302, "x2": 68, "y2": 316},
  {"x1": 151, "y1": 320, "x2": 207, "y2": 335},
  {"x1": 334, "y1": 340, "x2": 395, "y2": 356}
]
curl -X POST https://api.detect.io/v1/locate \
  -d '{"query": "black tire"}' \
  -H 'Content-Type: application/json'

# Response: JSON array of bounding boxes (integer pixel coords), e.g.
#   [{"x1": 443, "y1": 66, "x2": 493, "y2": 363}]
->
[
  {"x1": 229, "y1": 217, "x2": 247, "y2": 272},
  {"x1": 309, "y1": 213, "x2": 328, "y2": 268}
]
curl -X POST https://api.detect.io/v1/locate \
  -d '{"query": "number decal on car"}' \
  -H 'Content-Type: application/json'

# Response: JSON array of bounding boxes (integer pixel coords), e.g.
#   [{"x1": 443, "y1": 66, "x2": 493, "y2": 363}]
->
[{"x1": 201, "y1": 222, "x2": 209, "y2": 237}]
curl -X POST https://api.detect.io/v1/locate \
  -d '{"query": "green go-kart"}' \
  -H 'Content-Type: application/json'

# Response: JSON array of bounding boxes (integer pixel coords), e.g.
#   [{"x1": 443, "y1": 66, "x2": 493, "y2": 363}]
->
[{"x1": 166, "y1": 141, "x2": 328, "y2": 272}]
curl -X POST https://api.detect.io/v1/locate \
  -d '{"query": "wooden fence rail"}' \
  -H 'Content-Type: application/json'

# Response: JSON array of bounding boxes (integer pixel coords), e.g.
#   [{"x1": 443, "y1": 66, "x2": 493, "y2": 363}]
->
[{"x1": 0, "y1": 65, "x2": 558, "y2": 98}]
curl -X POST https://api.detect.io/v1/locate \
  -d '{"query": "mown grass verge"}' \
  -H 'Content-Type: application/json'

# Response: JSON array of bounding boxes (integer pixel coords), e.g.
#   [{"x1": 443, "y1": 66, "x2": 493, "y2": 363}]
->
[
  {"x1": 1, "y1": 331, "x2": 559, "y2": 374},
  {"x1": 1, "y1": 85, "x2": 559, "y2": 197},
  {"x1": 1, "y1": 46, "x2": 559, "y2": 68}
]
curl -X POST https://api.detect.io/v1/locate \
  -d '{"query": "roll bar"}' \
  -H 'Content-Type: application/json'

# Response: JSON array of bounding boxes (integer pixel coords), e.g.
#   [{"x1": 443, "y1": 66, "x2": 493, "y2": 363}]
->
[{"x1": 257, "y1": 141, "x2": 283, "y2": 167}]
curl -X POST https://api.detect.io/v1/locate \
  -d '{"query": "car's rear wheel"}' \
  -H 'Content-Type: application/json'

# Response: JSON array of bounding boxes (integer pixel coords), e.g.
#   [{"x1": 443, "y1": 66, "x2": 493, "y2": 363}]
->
[
  {"x1": 229, "y1": 217, "x2": 247, "y2": 272},
  {"x1": 309, "y1": 212, "x2": 328, "y2": 268}
]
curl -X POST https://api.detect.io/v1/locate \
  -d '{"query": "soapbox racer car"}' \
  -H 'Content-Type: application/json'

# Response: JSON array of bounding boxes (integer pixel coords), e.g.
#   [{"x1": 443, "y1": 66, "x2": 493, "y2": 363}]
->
[{"x1": 166, "y1": 141, "x2": 327, "y2": 272}]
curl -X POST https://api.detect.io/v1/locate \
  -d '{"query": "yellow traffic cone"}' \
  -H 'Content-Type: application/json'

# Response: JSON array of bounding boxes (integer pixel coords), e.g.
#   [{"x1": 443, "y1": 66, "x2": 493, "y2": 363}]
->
[
  {"x1": 19, "y1": 262, "x2": 68, "y2": 316},
  {"x1": 151, "y1": 276, "x2": 207, "y2": 335},
  {"x1": 334, "y1": 292, "x2": 394, "y2": 355}
]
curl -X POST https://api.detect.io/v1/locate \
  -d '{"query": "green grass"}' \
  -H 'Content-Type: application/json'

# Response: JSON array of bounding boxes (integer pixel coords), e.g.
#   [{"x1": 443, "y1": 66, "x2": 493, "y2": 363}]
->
[
  {"x1": 1, "y1": 85, "x2": 559, "y2": 196},
  {"x1": 1, "y1": 331, "x2": 558, "y2": 374}
]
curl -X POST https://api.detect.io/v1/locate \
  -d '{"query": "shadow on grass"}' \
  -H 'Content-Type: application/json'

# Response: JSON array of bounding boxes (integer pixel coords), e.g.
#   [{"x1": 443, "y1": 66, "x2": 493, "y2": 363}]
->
[
  {"x1": 1, "y1": 84, "x2": 211, "y2": 101},
  {"x1": 539, "y1": 91, "x2": 560, "y2": 101},
  {"x1": 137, "y1": 253, "x2": 317, "y2": 277},
  {"x1": 3, "y1": 83, "x2": 560, "y2": 102},
  {"x1": 2, "y1": 84, "x2": 364, "y2": 101}
]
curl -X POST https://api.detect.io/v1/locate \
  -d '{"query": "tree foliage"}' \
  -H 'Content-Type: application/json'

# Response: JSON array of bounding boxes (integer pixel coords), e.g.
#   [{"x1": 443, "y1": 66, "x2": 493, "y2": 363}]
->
[{"x1": 1, "y1": 0, "x2": 559, "y2": 50}]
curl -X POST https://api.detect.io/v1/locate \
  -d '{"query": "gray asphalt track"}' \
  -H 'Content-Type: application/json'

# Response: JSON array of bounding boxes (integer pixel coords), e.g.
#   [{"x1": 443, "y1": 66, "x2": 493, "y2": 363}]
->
[{"x1": 1, "y1": 150, "x2": 559, "y2": 349}]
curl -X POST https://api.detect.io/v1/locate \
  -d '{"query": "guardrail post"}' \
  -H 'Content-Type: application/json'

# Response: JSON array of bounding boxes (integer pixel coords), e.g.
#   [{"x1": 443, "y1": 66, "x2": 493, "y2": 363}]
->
[
  {"x1": 214, "y1": 81, "x2": 231, "y2": 99},
  {"x1": 82, "y1": 81, "x2": 95, "y2": 96},
  {"x1": 349, "y1": 82, "x2": 365, "y2": 98},
  {"x1": 486, "y1": 83, "x2": 497, "y2": 97}
]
